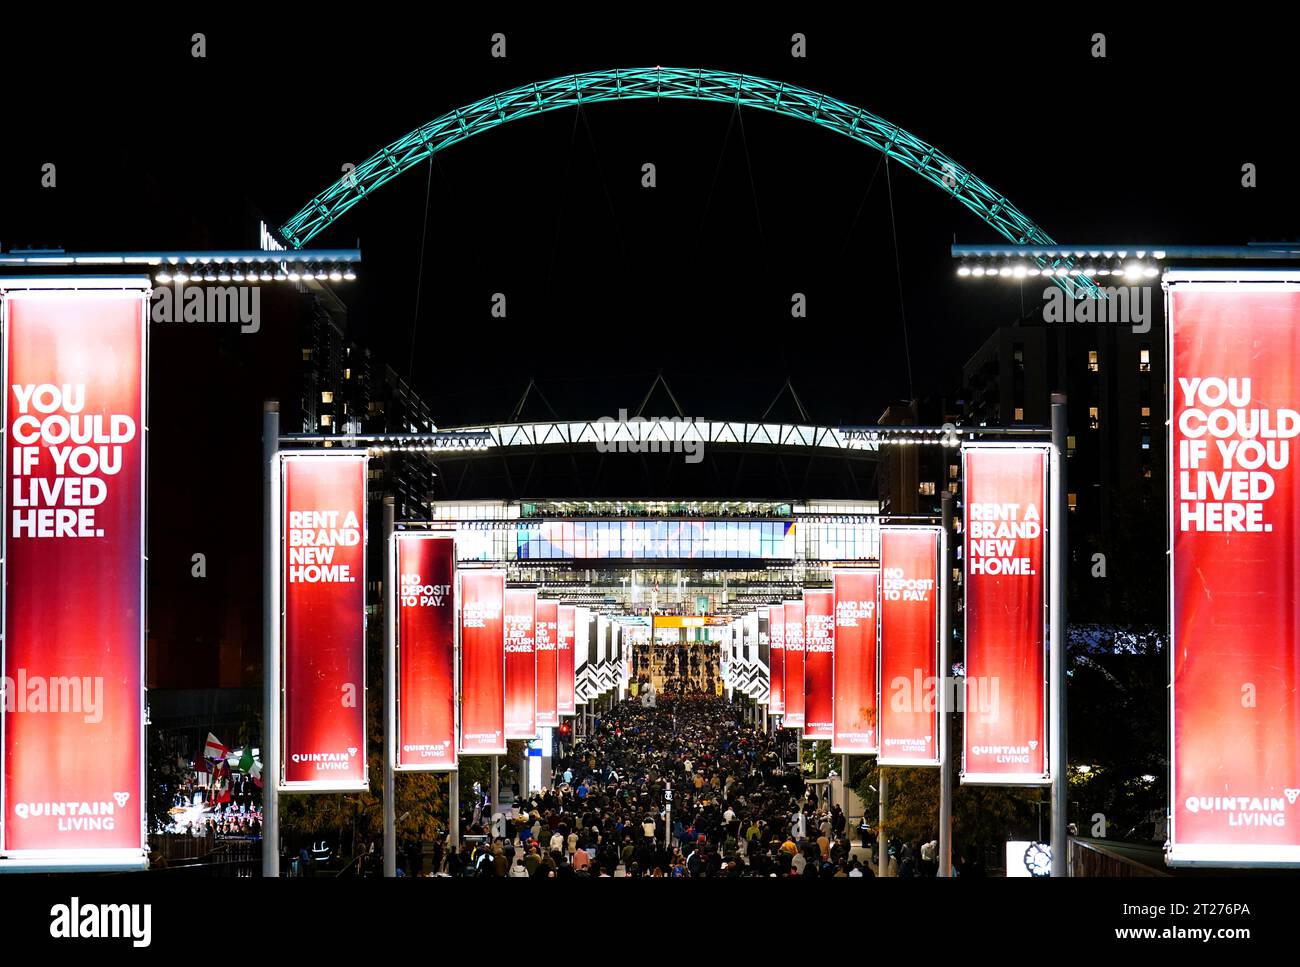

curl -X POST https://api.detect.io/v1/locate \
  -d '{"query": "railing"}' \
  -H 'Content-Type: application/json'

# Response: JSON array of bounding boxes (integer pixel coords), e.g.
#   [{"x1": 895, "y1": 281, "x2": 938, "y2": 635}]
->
[
  {"x1": 148, "y1": 837, "x2": 259, "y2": 877},
  {"x1": 1069, "y1": 838, "x2": 1169, "y2": 877}
]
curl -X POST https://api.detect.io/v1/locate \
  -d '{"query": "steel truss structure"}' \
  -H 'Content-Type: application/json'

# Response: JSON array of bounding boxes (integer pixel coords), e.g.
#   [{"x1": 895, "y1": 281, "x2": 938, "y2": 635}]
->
[
  {"x1": 439, "y1": 418, "x2": 881, "y2": 458},
  {"x1": 279, "y1": 67, "x2": 1093, "y2": 294}
]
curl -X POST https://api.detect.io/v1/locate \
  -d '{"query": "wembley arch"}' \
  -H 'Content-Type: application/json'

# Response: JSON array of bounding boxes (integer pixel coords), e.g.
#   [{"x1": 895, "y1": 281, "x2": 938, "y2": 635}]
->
[{"x1": 278, "y1": 66, "x2": 1087, "y2": 290}]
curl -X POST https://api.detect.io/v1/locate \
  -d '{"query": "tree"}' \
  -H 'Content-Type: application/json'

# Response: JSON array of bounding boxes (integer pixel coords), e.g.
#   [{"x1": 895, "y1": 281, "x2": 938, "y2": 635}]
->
[
  {"x1": 852, "y1": 758, "x2": 1038, "y2": 861},
  {"x1": 280, "y1": 622, "x2": 449, "y2": 859}
]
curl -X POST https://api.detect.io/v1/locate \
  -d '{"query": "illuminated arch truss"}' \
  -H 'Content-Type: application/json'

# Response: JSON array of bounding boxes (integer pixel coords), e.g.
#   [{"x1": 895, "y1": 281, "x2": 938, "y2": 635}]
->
[
  {"x1": 279, "y1": 67, "x2": 1094, "y2": 294},
  {"x1": 436, "y1": 417, "x2": 881, "y2": 459}
]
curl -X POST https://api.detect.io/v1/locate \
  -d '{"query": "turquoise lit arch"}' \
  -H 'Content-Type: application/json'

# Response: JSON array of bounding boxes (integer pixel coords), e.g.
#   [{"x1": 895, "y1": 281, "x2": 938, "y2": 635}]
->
[{"x1": 280, "y1": 67, "x2": 1088, "y2": 290}]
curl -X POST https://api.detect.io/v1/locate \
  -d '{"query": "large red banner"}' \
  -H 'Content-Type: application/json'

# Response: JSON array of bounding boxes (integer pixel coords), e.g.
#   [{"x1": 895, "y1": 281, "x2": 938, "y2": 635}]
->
[
  {"x1": 557, "y1": 604, "x2": 576, "y2": 717},
  {"x1": 535, "y1": 599, "x2": 559, "y2": 728},
  {"x1": 783, "y1": 600, "x2": 805, "y2": 729},
  {"x1": 1, "y1": 288, "x2": 147, "y2": 863},
  {"x1": 504, "y1": 588, "x2": 537, "y2": 739},
  {"x1": 281, "y1": 453, "x2": 368, "y2": 790},
  {"x1": 768, "y1": 605, "x2": 785, "y2": 715},
  {"x1": 1168, "y1": 276, "x2": 1300, "y2": 866},
  {"x1": 832, "y1": 569, "x2": 879, "y2": 754},
  {"x1": 878, "y1": 527, "x2": 940, "y2": 766},
  {"x1": 962, "y1": 446, "x2": 1048, "y2": 785},
  {"x1": 394, "y1": 534, "x2": 456, "y2": 771},
  {"x1": 459, "y1": 571, "x2": 505, "y2": 754},
  {"x1": 803, "y1": 590, "x2": 835, "y2": 741}
]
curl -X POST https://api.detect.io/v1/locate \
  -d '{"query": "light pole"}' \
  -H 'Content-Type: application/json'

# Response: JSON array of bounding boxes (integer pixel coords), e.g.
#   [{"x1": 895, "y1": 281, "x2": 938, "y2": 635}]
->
[
  {"x1": 382, "y1": 497, "x2": 396, "y2": 877},
  {"x1": 939, "y1": 489, "x2": 954, "y2": 877},
  {"x1": 261, "y1": 401, "x2": 280, "y2": 878},
  {"x1": 1049, "y1": 393, "x2": 1069, "y2": 876}
]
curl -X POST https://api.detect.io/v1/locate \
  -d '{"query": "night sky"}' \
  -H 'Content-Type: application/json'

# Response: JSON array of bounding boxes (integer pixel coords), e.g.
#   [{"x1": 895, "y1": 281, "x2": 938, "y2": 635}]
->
[{"x1": 4, "y1": 18, "x2": 1296, "y2": 426}]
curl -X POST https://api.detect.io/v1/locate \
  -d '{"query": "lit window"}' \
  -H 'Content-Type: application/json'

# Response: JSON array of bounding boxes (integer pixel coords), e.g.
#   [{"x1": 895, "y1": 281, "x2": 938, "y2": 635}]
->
[
  {"x1": 1088, "y1": 407, "x2": 1099, "y2": 429},
  {"x1": 919, "y1": 482, "x2": 936, "y2": 496},
  {"x1": 1088, "y1": 351, "x2": 1099, "y2": 373},
  {"x1": 1141, "y1": 406, "x2": 1150, "y2": 418},
  {"x1": 320, "y1": 414, "x2": 332, "y2": 428},
  {"x1": 345, "y1": 368, "x2": 351, "y2": 379},
  {"x1": 321, "y1": 391, "x2": 334, "y2": 404},
  {"x1": 948, "y1": 482, "x2": 959, "y2": 495},
  {"x1": 302, "y1": 349, "x2": 312, "y2": 361},
  {"x1": 1014, "y1": 407, "x2": 1024, "y2": 422},
  {"x1": 949, "y1": 464, "x2": 958, "y2": 479},
  {"x1": 1068, "y1": 492, "x2": 1078, "y2": 512},
  {"x1": 1139, "y1": 347, "x2": 1151, "y2": 372},
  {"x1": 1067, "y1": 434, "x2": 1076, "y2": 456}
]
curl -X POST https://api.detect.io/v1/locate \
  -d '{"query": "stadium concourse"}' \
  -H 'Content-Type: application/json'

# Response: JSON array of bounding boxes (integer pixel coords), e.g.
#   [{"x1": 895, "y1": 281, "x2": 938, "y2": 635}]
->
[{"x1": 435, "y1": 696, "x2": 936, "y2": 878}]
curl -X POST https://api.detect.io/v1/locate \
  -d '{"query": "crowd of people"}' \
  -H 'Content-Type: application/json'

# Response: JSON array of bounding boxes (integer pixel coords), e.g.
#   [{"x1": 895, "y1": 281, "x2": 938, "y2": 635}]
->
[{"x1": 434, "y1": 695, "x2": 879, "y2": 877}]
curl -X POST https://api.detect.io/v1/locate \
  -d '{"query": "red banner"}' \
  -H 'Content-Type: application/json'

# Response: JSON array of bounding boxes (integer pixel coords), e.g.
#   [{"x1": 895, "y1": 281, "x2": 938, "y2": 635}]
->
[
  {"x1": 878, "y1": 527, "x2": 940, "y2": 766},
  {"x1": 803, "y1": 590, "x2": 834, "y2": 741},
  {"x1": 557, "y1": 604, "x2": 576, "y2": 717},
  {"x1": 504, "y1": 588, "x2": 537, "y2": 739},
  {"x1": 962, "y1": 446, "x2": 1048, "y2": 785},
  {"x1": 832, "y1": 569, "x2": 879, "y2": 754},
  {"x1": 1, "y1": 288, "x2": 147, "y2": 863},
  {"x1": 459, "y1": 571, "x2": 505, "y2": 754},
  {"x1": 783, "y1": 600, "x2": 805, "y2": 729},
  {"x1": 1168, "y1": 276, "x2": 1300, "y2": 866},
  {"x1": 394, "y1": 534, "x2": 456, "y2": 771},
  {"x1": 535, "y1": 599, "x2": 559, "y2": 728},
  {"x1": 280, "y1": 453, "x2": 368, "y2": 789},
  {"x1": 768, "y1": 605, "x2": 785, "y2": 715}
]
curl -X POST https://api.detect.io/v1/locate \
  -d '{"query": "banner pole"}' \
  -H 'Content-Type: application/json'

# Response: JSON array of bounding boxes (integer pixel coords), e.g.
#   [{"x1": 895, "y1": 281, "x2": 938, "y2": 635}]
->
[
  {"x1": 382, "y1": 496, "x2": 396, "y2": 877},
  {"x1": 878, "y1": 766, "x2": 888, "y2": 877},
  {"x1": 1050, "y1": 393, "x2": 1069, "y2": 876},
  {"x1": 939, "y1": 489, "x2": 954, "y2": 877},
  {"x1": 262, "y1": 401, "x2": 280, "y2": 878},
  {"x1": 448, "y1": 772, "x2": 460, "y2": 851},
  {"x1": 841, "y1": 754, "x2": 850, "y2": 825},
  {"x1": 491, "y1": 755, "x2": 500, "y2": 827}
]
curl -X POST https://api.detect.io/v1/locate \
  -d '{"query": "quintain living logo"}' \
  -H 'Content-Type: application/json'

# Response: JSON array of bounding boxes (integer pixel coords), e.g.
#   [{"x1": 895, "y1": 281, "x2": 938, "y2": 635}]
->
[
  {"x1": 595, "y1": 408, "x2": 704, "y2": 464},
  {"x1": 1042, "y1": 285, "x2": 1151, "y2": 334}
]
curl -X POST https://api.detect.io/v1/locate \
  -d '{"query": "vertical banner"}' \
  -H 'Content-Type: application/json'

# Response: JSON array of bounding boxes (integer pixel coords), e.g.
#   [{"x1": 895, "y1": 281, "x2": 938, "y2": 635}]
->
[
  {"x1": 961, "y1": 446, "x2": 1049, "y2": 785},
  {"x1": 393, "y1": 533, "x2": 457, "y2": 771},
  {"x1": 280, "y1": 452, "x2": 368, "y2": 791},
  {"x1": 557, "y1": 604, "x2": 576, "y2": 716},
  {"x1": 803, "y1": 590, "x2": 835, "y2": 741},
  {"x1": 878, "y1": 527, "x2": 941, "y2": 767},
  {"x1": 573, "y1": 607, "x2": 590, "y2": 703},
  {"x1": 832, "y1": 568, "x2": 879, "y2": 755},
  {"x1": 535, "y1": 600, "x2": 559, "y2": 728},
  {"x1": 1, "y1": 284, "x2": 148, "y2": 869},
  {"x1": 783, "y1": 599, "x2": 806, "y2": 729},
  {"x1": 769, "y1": 605, "x2": 786, "y2": 715},
  {"x1": 459, "y1": 571, "x2": 506, "y2": 755},
  {"x1": 744, "y1": 611, "x2": 761, "y2": 700},
  {"x1": 1167, "y1": 274, "x2": 1300, "y2": 866},
  {"x1": 504, "y1": 589, "x2": 537, "y2": 740}
]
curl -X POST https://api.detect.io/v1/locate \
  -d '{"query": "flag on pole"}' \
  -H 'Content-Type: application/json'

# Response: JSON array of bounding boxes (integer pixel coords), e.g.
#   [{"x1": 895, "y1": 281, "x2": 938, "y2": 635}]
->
[
  {"x1": 237, "y1": 745, "x2": 254, "y2": 773},
  {"x1": 203, "y1": 732, "x2": 229, "y2": 761}
]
